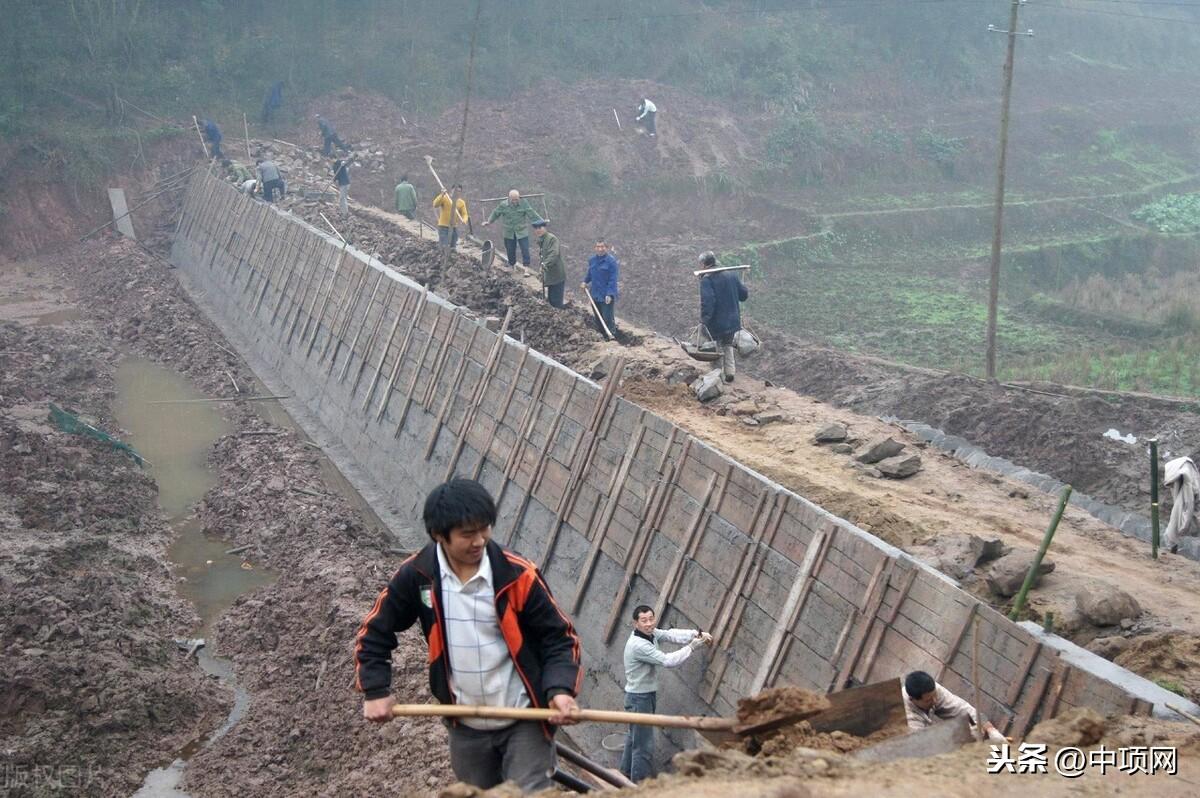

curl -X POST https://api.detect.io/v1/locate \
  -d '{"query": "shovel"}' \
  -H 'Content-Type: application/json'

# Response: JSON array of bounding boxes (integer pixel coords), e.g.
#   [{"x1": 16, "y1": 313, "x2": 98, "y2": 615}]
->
[
  {"x1": 480, "y1": 239, "x2": 495, "y2": 268},
  {"x1": 389, "y1": 702, "x2": 825, "y2": 737}
]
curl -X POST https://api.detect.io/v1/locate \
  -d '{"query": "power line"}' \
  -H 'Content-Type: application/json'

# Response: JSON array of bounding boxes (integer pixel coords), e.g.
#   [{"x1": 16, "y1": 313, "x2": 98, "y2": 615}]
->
[
  {"x1": 563, "y1": 0, "x2": 990, "y2": 25},
  {"x1": 1039, "y1": 0, "x2": 1200, "y2": 24}
]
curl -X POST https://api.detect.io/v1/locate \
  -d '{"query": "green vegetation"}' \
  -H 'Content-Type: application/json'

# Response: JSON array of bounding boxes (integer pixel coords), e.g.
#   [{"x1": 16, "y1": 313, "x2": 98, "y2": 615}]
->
[
  {"x1": 1152, "y1": 678, "x2": 1188, "y2": 697},
  {"x1": 1133, "y1": 193, "x2": 1200, "y2": 233}
]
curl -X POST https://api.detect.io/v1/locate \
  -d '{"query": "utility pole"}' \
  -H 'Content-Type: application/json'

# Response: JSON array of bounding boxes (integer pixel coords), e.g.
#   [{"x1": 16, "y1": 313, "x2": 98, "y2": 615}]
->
[{"x1": 984, "y1": 1, "x2": 1034, "y2": 381}]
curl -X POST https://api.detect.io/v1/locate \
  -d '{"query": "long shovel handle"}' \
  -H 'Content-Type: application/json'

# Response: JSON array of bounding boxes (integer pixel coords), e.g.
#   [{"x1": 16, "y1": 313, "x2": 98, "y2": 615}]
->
[{"x1": 390, "y1": 703, "x2": 737, "y2": 731}]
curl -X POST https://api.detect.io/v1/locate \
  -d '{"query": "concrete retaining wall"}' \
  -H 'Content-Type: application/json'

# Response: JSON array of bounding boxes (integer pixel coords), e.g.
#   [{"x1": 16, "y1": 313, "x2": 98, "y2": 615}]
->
[{"x1": 171, "y1": 174, "x2": 1197, "y2": 762}]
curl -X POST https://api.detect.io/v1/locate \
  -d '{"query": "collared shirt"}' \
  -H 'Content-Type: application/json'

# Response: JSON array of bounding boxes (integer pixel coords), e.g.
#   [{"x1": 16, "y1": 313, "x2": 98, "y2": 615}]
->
[
  {"x1": 637, "y1": 99, "x2": 656, "y2": 119},
  {"x1": 436, "y1": 544, "x2": 529, "y2": 730},
  {"x1": 623, "y1": 627, "x2": 698, "y2": 694},
  {"x1": 902, "y1": 683, "x2": 979, "y2": 731}
]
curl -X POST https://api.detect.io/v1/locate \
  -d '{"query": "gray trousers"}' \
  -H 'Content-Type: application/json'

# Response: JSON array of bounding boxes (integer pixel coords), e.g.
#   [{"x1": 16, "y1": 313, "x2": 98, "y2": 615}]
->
[
  {"x1": 446, "y1": 720, "x2": 556, "y2": 792},
  {"x1": 338, "y1": 185, "x2": 349, "y2": 213},
  {"x1": 719, "y1": 333, "x2": 736, "y2": 381}
]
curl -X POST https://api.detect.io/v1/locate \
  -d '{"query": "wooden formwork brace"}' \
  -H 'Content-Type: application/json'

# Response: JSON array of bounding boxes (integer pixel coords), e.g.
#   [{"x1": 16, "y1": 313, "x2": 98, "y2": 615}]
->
[
  {"x1": 1043, "y1": 660, "x2": 1072, "y2": 719},
  {"x1": 424, "y1": 323, "x2": 483, "y2": 459},
  {"x1": 305, "y1": 245, "x2": 352, "y2": 356},
  {"x1": 285, "y1": 238, "x2": 332, "y2": 344},
  {"x1": 652, "y1": 469, "x2": 723, "y2": 623},
  {"x1": 291, "y1": 240, "x2": 337, "y2": 345},
  {"x1": 830, "y1": 558, "x2": 895, "y2": 692},
  {"x1": 374, "y1": 289, "x2": 431, "y2": 420},
  {"x1": 1008, "y1": 664, "x2": 1054, "y2": 739},
  {"x1": 936, "y1": 602, "x2": 979, "y2": 683},
  {"x1": 351, "y1": 282, "x2": 401, "y2": 392},
  {"x1": 856, "y1": 566, "x2": 918, "y2": 685},
  {"x1": 442, "y1": 310, "x2": 515, "y2": 482},
  {"x1": 752, "y1": 527, "x2": 833, "y2": 694},
  {"x1": 240, "y1": 209, "x2": 277, "y2": 294},
  {"x1": 708, "y1": 488, "x2": 776, "y2": 646},
  {"x1": 394, "y1": 308, "x2": 458, "y2": 438},
  {"x1": 248, "y1": 211, "x2": 296, "y2": 300},
  {"x1": 502, "y1": 378, "x2": 578, "y2": 543},
  {"x1": 1005, "y1": 641, "x2": 1043, "y2": 708},
  {"x1": 360, "y1": 296, "x2": 409, "y2": 414},
  {"x1": 251, "y1": 221, "x2": 295, "y2": 315},
  {"x1": 337, "y1": 270, "x2": 386, "y2": 383},
  {"x1": 470, "y1": 345, "x2": 532, "y2": 477},
  {"x1": 492, "y1": 364, "x2": 553, "y2": 544},
  {"x1": 230, "y1": 203, "x2": 269, "y2": 286},
  {"x1": 275, "y1": 230, "x2": 322, "y2": 326},
  {"x1": 601, "y1": 434, "x2": 692, "y2": 644},
  {"x1": 540, "y1": 361, "x2": 626, "y2": 568},
  {"x1": 325, "y1": 262, "x2": 375, "y2": 374},
  {"x1": 269, "y1": 231, "x2": 309, "y2": 326},
  {"x1": 320, "y1": 258, "x2": 371, "y2": 365},
  {"x1": 417, "y1": 309, "x2": 466, "y2": 409},
  {"x1": 569, "y1": 419, "x2": 648, "y2": 615}
]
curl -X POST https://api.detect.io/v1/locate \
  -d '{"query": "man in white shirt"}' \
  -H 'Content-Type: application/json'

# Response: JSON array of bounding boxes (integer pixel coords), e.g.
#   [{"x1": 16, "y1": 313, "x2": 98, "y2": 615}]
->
[
  {"x1": 620, "y1": 605, "x2": 711, "y2": 781},
  {"x1": 903, "y1": 670, "x2": 1006, "y2": 742},
  {"x1": 636, "y1": 98, "x2": 657, "y2": 137},
  {"x1": 355, "y1": 479, "x2": 582, "y2": 792}
]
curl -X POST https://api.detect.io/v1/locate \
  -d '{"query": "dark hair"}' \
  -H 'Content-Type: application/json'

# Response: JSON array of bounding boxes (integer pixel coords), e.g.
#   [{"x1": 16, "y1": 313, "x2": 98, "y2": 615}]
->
[
  {"x1": 905, "y1": 670, "x2": 936, "y2": 699},
  {"x1": 632, "y1": 604, "x2": 654, "y2": 621},
  {"x1": 400, "y1": 174, "x2": 408, "y2": 181},
  {"x1": 595, "y1": 238, "x2": 607, "y2": 245},
  {"x1": 423, "y1": 478, "x2": 497, "y2": 540}
]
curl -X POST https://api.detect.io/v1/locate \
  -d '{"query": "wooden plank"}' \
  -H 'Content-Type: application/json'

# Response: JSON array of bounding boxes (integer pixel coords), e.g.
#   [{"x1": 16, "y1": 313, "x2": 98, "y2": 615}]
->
[
  {"x1": 419, "y1": 308, "x2": 468, "y2": 408},
  {"x1": 395, "y1": 310, "x2": 462, "y2": 436},
  {"x1": 425, "y1": 323, "x2": 482, "y2": 458},
  {"x1": 443, "y1": 310, "x2": 514, "y2": 481},
  {"x1": 386, "y1": 301, "x2": 444, "y2": 430},
  {"x1": 337, "y1": 270, "x2": 386, "y2": 381},
  {"x1": 503, "y1": 379, "x2": 578, "y2": 544},
  {"x1": 831, "y1": 558, "x2": 894, "y2": 691},
  {"x1": 493, "y1": 363, "x2": 552, "y2": 533},
  {"x1": 360, "y1": 298, "x2": 407, "y2": 413},
  {"x1": 570, "y1": 421, "x2": 647, "y2": 615},
  {"x1": 320, "y1": 259, "x2": 371, "y2": 365},
  {"x1": 351, "y1": 282, "x2": 401, "y2": 391},
  {"x1": 809, "y1": 678, "x2": 905, "y2": 737},
  {"x1": 470, "y1": 345, "x2": 532, "y2": 477},
  {"x1": 376, "y1": 288, "x2": 434, "y2": 422},
  {"x1": 751, "y1": 527, "x2": 831, "y2": 694},
  {"x1": 1009, "y1": 665, "x2": 1054, "y2": 739},
  {"x1": 1005, "y1": 641, "x2": 1043, "y2": 707},
  {"x1": 652, "y1": 471, "x2": 720, "y2": 623},
  {"x1": 709, "y1": 488, "x2": 776, "y2": 646},
  {"x1": 936, "y1": 602, "x2": 978, "y2": 682},
  {"x1": 284, "y1": 238, "x2": 328, "y2": 344},
  {"x1": 306, "y1": 245, "x2": 351, "y2": 355},
  {"x1": 858, "y1": 566, "x2": 918, "y2": 684},
  {"x1": 1044, "y1": 661, "x2": 1071, "y2": 719}
]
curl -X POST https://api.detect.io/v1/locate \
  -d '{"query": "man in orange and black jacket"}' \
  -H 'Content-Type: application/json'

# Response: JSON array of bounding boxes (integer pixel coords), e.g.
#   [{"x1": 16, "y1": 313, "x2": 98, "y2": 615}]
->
[{"x1": 354, "y1": 478, "x2": 582, "y2": 792}]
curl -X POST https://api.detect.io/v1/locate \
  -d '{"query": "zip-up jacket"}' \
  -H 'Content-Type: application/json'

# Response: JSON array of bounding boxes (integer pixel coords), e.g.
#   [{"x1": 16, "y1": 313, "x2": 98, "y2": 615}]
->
[
  {"x1": 585, "y1": 252, "x2": 619, "y2": 303},
  {"x1": 354, "y1": 540, "x2": 583, "y2": 728},
  {"x1": 700, "y1": 270, "x2": 749, "y2": 338}
]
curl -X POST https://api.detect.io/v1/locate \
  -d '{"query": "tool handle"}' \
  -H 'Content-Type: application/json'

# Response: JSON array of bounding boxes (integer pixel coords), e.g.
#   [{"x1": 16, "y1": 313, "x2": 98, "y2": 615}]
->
[{"x1": 390, "y1": 703, "x2": 737, "y2": 731}]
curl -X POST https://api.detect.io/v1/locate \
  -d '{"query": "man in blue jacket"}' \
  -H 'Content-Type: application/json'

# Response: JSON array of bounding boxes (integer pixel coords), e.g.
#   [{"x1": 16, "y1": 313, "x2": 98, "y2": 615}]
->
[
  {"x1": 355, "y1": 478, "x2": 582, "y2": 792},
  {"x1": 201, "y1": 118, "x2": 223, "y2": 159},
  {"x1": 698, "y1": 251, "x2": 749, "y2": 383},
  {"x1": 582, "y1": 239, "x2": 620, "y2": 337}
]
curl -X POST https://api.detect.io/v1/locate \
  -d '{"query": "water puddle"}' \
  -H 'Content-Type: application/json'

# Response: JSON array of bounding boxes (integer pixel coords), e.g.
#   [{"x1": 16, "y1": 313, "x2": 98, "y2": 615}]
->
[{"x1": 114, "y1": 357, "x2": 276, "y2": 797}]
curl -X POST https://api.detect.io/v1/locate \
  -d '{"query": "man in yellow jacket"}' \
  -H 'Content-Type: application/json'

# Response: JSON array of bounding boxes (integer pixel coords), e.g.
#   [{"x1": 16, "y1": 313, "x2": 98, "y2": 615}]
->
[{"x1": 433, "y1": 185, "x2": 469, "y2": 250}]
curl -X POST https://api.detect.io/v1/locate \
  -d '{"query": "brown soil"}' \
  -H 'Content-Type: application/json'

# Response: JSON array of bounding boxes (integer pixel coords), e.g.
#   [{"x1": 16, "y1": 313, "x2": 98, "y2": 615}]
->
[
  {"x1": 1115, "y1": 634, "x2": 1200, "y2": 704},
  {"x1": 736, "y1": 687, "x2": 831, "y2": 728}
]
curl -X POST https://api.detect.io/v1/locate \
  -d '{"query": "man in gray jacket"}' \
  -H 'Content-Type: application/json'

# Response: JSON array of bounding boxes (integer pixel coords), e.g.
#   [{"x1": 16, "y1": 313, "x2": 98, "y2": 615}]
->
[{"x1": 620, "y1": 605, "x2": 712, "y2": 781}]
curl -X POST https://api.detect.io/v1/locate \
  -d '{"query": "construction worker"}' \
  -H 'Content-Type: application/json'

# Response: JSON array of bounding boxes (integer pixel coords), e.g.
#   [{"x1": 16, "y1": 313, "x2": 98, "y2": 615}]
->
[
  {"x1": 1163, "y1": 456, "x2": 1199, "y2": 553},
  {"x1": 621, "y1": 605, "x2": 712, "y2": 782},
  {"x1": 261, "y1": 80, "x2": 284, "y2": 124},
  {"x1": 316, "y1": 113, "x2": 347, "y2": 156},
  {"x1": 483, "y1": 190, "x2": 539, "y2": 268},
  {"x1": 903, "y1": 671, "x2": 1005, "y2": 742},
  {"x1": 433, "y1": 185, "x2": 469, "y2": 249},
  {"x1": 332, "y1": 158, "x2": 351, "y2": 214},
  {"x1": 698, "y1": 251, "x2": 749, "y2": 383},
  {"x1": 256, "y1": 158, "x2": 284, "y2": 202},
  {"x1": 355, "y1": 478, "x2": 582, "y2": 793},
  {"x1": 635, "y1": 99, "x2": 657, "y2": 137},
  {"x1": 533, "y1": 220, "x2": 565, "y2": 308},
  {"x1": 226, "y1": 159, "x2": 257, "y2": 195},
  {"x1": 582, "y1": 239, "x2": 619, "y2": 336},
  {"x1": 394, "y1": 175, "x2": 418, "y2": 220},
  {"x1": 201, "y1": 118, "x2": 223, "y2": 158}
]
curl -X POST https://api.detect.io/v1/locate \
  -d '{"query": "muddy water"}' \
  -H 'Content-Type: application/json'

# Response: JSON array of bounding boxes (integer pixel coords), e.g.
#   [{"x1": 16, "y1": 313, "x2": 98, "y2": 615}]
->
[{"x1": 114, "y1": 357, "x2": 276, "y2": 797}]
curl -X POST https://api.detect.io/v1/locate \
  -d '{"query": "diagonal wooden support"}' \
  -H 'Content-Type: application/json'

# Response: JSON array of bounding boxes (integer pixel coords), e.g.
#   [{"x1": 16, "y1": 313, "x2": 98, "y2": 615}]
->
[
  {"x1": 295, "y1": 243, "x2": 339, "y2": 345},
  {"x1": 569, "y1": 420, "x2": 648, "y2": 615},
  {"x1": 1009, "y1": 663, "x2": 1054, "y2": 739},
  {"x1": 652, "y1": 470, "x2": 722, "y2": 624},
  {"x1": 856, "y1": 566, "x2": 918, "y2": 686},
  {"x1": 503, "y1": 377, "x2": 578, "y2": 544},
  {"x1": 419, "y1": 309, "x2": 466, "y2": 409},
  {"x1": 376, "y1": 291, "x2": 433, "y2": 421},
  {"x1": 395, "y1": 310, "x2": 462, "y2": 438},
  {"x1": 831, "y1": 558, "x2": 894, "y2": 691},
  {"x1": 321, "y1": 259, "x2": 371, "y2": 365},
  {"x1": 442, "y1": 309, "x2": 514, "y2": 481},
  {"x1": 601, "y1": 433, "x2": 690, "y2": 644},
  {"x1": 338, "y1": 271, "x2": 386, "y2": 382},
  {"x1": 936, "y1": 602, "x2": 979, "y2": 683},
  {"x1": 384, "y1": 301, "x2": 443, "y2": 430},
  {"x1": 352, "y1": 282, "x2": 401, "y2": 392},
  {"x1": 1005, "y1": 640, "x2": 1043, "y2": 708},
  {"x1": 284, "y1": 239, "x2": 328, "y2": 344},
  {"x1": 470, "y1": 344, "x2": 531, "y2": 478},
  {"x1": 424, "y1": 323, "x2": 482, "y2": 458},
  {"x1": 752, "y1": 528, "x2": 833, "y2": 694},
  {"x1": 360, "y1": 292, "x2": 410, "y2": 413},
  {"x1": 306, "y1": 246, "x2": 351, "y2": 356}
]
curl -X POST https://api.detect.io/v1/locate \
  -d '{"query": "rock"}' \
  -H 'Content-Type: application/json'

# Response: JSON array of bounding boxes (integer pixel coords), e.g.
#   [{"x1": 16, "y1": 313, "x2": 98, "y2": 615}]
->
[
  {"x1": 813, "y1": 423, "x2": 848, "y2": 443},
  {"x1": 1076, "y1": 583, "x2": 1142, "y2": 627},
  {"x1": 986, "y1": 551, "x2": 1055, "y2": 598},
  {"x1": 741, "y1": 417, "x2": 760, "y2": 427},
  {"x1": 914, "y1": 534, "x2": 985, "y2": 581},
  {"x1": 979, "y1": 537, "x2": 1008, "y2": 564},
  {"x1": 1086, "y1": 635, "x2": 1131, "y2": 661},
  {"x1": 728, "y1": 400, "x2": 758, "y2": 416},
  {"x1": 876, "y1": 453, "x2": 921, "y2": 479},
  {"x1": 692, "y1": 369, "x2": 724, "y2": 402},
  {"x1": 830, "y1": 443, "x2": 854, "y2": 454},
  {"x1": 1120, "y1": 617, "x2": 1134, "y2": 631},
  {"x1": 855, "y1": 436, "x2": 904, "y2": 464},
  {"x1": 754, "y1": 411, "x2": 786, "y2": 425},
  {"x1": 666, "y1": 365, "x2": 699, "y2": 385},
  {"x1": 266, "y1": 476, "x2": 285, "y2": 493}
]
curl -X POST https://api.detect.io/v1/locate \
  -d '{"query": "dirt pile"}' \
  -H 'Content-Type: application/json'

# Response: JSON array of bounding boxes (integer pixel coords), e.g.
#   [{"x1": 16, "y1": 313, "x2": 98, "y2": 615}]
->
[
  {"x1": 0, "y1": 315, "x2": 229, "y2": 796},
  {"x1": 736, "y1": 687, "x2": 831, "y2": 728},
  {"x1": 1114, "y1": 634, "x2": 1200, "y2": 703}
]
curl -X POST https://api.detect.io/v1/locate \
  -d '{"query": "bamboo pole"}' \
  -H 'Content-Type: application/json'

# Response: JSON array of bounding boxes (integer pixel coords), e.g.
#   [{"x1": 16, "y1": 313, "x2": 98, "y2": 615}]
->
[
  {"x1": 243, "y1": 113, "x2": 252, "y2": 161},
  {"x1": 192, "y1": 115, "x2": 210, "y2": 160},
  {"x1": 1009, "y1": 485, "x2": 1072, "y2": 620},
  {"x1": 1150, "y1": 437, "x2": 1161, "y2": 559},
  {"x1": 390, "y1": 703, "x2": 739, "y2": 731}
]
